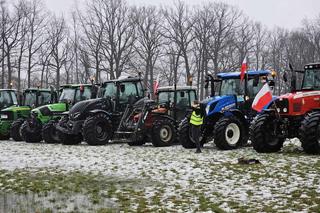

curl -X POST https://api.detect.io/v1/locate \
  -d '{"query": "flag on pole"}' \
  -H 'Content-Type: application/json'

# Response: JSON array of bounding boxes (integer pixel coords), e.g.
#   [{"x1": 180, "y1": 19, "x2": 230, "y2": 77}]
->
[
  {"x1": 240, "y1": 57, "x2": 247, "y2": 81},
  {"x1": 252, "y1": 83, "x2": 273, "y2": 112},
  {"x1": 153, "y1": 73, "x2": 160, "y2": 95}
]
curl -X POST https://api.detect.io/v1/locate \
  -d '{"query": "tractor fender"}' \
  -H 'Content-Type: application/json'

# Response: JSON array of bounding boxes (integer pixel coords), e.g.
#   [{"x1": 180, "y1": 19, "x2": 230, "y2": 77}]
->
[
  {"x1": 88, "y1": 109, "x2": 112, "y2": 118},
  {"x1": 228, "y1": 109, "x2": 248, "y2": 128},
  {"x1": 206, "y1": 112, "x2": 223, "y2": 124},
  {"x1": 152, "y1": 114, "x2": 176, "y2": 123}
]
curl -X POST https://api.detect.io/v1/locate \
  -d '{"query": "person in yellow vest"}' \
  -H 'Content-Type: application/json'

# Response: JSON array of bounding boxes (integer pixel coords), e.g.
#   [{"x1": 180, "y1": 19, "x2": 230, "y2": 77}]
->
[{"x1": 190, "y1": 100, "x2": 204, "y2": 153}]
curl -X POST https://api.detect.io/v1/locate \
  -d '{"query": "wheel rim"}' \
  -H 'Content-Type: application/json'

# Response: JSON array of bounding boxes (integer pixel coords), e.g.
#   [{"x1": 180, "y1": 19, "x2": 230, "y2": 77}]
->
[
  {"x1": 160, "y1": 125, "x2": 172, "y2": 143},
  {"x1": 96, "y1": 122, "x2": 108, "y2": 141},
  {"x1": 225, "y1": 123, "x2": 240, "y2": 146},
  {"x1": 265, "y1": 120, "x2": 281, "y2": 146}
]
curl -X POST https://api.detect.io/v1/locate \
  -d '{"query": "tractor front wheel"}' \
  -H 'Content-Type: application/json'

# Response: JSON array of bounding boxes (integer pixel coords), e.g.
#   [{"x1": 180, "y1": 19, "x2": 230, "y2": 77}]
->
[
  {"x1": 214, "y1": 116, "x2": 247, "y2": 150},
  {"x1": 151, "y1": 118, "x2": 176, "y2": 147},
  {"x1": 179, "y1": 118, "x2": 196, "y2": 149},
  {"x1": 10, "y1": 118, "x2": 25, "y2": 141},
  {"x1": 20, "y1": 120, "x2": 42, "y2": 143},
  {"x1": 251, "y1": 113, "x2": 284, "y2": 153},
  {"x1": 300, "y1": 111, "x2": 320, "y2": 154},
  {"x1": 83, "y1": 113, "x2": 113, "y2": 146},
  {"x1": 42, "y1": 121, "x2": 60, "y2": 144}
]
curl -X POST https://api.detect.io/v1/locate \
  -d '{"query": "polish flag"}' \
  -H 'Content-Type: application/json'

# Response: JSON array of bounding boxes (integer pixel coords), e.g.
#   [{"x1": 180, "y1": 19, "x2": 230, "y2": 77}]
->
[
  {"x1": 153, "y1": 73, "x2": 160, "y2": 94},
  {"x1": 252, "y1": 83, "x2": 273, "y2": 112},
  {"x1": 240, "y1": 57, "x2": 247, "y2": 81}
]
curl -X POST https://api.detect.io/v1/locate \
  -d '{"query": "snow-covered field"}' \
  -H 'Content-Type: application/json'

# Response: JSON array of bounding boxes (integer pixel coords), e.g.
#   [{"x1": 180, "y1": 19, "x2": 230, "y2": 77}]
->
[{"x1": 0, "y1": 139, "x2": 319, "y2": 212}]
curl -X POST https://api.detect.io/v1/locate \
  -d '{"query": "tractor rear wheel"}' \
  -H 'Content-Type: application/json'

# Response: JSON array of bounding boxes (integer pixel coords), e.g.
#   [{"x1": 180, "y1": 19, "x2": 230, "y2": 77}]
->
[
  {"x1": 214, "y1": 116, "x2": 247, "y2": 150},
  {"x1": 83, "y1": 113, "x2": 113, "y2": 146},
  {"x1": 179, "y1": 118, "x2": 196, "y2": 149},
  {"x1": 42, "y1": 121, "x2": 60, "y2": 144},
  {"x1": 10, "y1": 118, "x2": 25, "y2": 141},
  {"x1": 21, "y1": 120, "x2": 42, "y2": 143},
  {"x1": 300, "y1": 111, "x2": 320, "y2": 154},
  {"x1": 251, "y1": 113, "x2": 284, "y2": 153},
  {"x1": 151, "y1": 118, "x2": 176, "y2": 147},
  {"x1": 57, "y1": 117, "x2": 82, "y2": 145}
]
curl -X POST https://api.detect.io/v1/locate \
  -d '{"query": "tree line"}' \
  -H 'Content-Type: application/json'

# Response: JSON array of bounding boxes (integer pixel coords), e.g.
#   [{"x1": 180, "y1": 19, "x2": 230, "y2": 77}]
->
[{"x1": 1, "y1": 0, "x2": 320, "y2": 98}]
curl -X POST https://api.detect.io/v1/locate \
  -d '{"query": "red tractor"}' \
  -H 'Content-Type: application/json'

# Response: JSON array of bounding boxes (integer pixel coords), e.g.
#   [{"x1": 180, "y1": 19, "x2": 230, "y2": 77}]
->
[{"x1": 250, "y1": 62, "x2": 320, "y2": 154}]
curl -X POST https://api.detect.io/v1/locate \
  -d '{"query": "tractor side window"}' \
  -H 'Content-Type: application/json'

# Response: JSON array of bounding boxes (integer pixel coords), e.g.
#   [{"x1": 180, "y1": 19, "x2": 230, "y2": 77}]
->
[
  {"x1": 75, "y1": 87, "x2": 92, "y2": 102},
  {"x1": 39, "y1": 92, "x2": 52, "y2": 105},
  {"x1": 189, "y1": 91, "x2": 196, "y2": 106},
  {"x1": 10, "y1": 91, "x2": 18, "y2": 105},
  {"x1": 158, "y1": 92, "x2": 169, "y2": 104},
  {"x1": 303, "y1": 69, "x2": 320, "y2": 89},
  {"x1": 119, "y1": 82, "x2": 138, "y2": 103},
  {"x1": 247, "y1": 78, "x2": 264, "y2": 98},
  {"x1": 176, "y1": 91, "x2": 189, "y2": 108},
  {"x1": 137, "y1": 82, "x2": 144, "y2": 97}
]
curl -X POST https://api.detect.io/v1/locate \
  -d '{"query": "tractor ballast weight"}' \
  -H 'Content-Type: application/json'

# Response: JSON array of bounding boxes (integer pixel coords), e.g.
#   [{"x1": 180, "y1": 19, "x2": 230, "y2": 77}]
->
[
  {"x1": 250, "y1": 63, "x2": 320, "y2": 154},
  {"x1": 20, "y1": 84, "x2": 97, "y2": 143},
  {"x1": 179, "y1": 70, "x2": 276, "y2": 150},
  {"x1": 0, "y1": 88, "x2": 56, "y2": 141}
]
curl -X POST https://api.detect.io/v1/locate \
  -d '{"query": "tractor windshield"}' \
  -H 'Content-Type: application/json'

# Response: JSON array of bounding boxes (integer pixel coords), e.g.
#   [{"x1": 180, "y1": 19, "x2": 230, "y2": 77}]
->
[
  {"x1": 0, "y1": 90, "x2": 17, "y2": 109},
  {"x1": 24, "y1": 92, "x2": 37, "y2": 106},
  {"x1": 75, "y1": 87, "x2": 92, "y2": 102},
  {"x1": 220, "y1": 79, "x2": 244, "y2": 96},
  {"x1": 103, "y1": 83, "x2": 117, "y2": 98},
  {"x1": 302, "y1": 69, "x2": 320, "y2": 90},
  {"x1": 24, "y1": 91, "x2": 52, "y2": 107},
  {"x1": 59, "y1": 88, "x2": 76, "y2": 103},
  {"x1": 119, "y1": 82, "x2": 139, "y2": 103},
  {"x1": 158, "y1": 90, "x2": 196, "y2": 107}
]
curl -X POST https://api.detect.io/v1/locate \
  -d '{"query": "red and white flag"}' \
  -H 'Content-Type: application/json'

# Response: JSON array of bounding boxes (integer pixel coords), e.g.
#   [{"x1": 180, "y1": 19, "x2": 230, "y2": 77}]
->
[
  {"x1": 252, "y1": 83, "x2": 273, "y2": 112},
  {"x1": 240, "y1": 57, "x2": 247, "y2": 81},
  {"x1": 153, "y1": 73, "x2": 160, "y2": 94}
]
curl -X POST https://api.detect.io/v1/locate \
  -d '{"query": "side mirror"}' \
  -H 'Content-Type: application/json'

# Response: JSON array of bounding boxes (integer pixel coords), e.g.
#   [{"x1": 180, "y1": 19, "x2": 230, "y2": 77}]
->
[
  {"x1": 204, "y1": 76, "x2": 209, "y2": 89},
  {"x1": 253, "y1": 76, "x2": 259, "y2": 87},
  {"x1": 283, "y1": 72, "x2": 288, "y2": 82},
  {"x1": 36, "y1": 90, "x2": 41, "y2": 97},
  {"x1": 268, "y1": 80, "x2": 275, "y2": 87},
  {"x1": 180, "y1": 91, "x2": 185, "y2": 98}
]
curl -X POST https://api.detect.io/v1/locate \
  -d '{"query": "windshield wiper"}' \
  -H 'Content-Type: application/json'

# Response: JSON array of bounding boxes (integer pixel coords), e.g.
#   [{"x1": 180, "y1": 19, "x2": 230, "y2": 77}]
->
[{"x1": 302, "y1": 86, "x2": 314, "y2": 90}]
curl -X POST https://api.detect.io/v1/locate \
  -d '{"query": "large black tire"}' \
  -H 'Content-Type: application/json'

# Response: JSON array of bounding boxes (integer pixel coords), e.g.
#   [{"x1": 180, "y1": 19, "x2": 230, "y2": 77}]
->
[
  {"x1": 20, "y1": 120, "x2": 42, "y2": 143},
  {"x1": 83, "y1": 113, "x2": 113, "y2": 146},
  {"x1": 57, "y1": 117, "x2": 82, "y2": 145},
  {"x1": 0, "y1": 133, "x2": 10, "y2": 140},
  {"x1": 251, "y1": 113, "x2": 284, "y2": 153},
  {"x1": 300, "y1": 112, "x2": 320, "y2": 154},
  {"x1": 214, "y1": 116, "x2": 248, "y2": 150},
  {"x1": 42, "y1": 121, "x2": 60, "y2": 144},
  {"x1": 179, "y1": 118, "x2": 196, "y2": 149},
  {"x1": 151, "y1": 118, "x2": 176, "y2": 147},
  {"x1": 10, "y1": 118, "x2": 25, "y2": 141}
]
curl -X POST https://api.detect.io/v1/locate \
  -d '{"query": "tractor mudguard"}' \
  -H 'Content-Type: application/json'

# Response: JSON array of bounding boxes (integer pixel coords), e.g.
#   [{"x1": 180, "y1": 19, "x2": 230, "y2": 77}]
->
[
  {"x1": 228, "y1": 109, "x2": 248, "y2": 127},
  {"x1": 89, "y1": 109, "x2": 112, "y2": 118}
]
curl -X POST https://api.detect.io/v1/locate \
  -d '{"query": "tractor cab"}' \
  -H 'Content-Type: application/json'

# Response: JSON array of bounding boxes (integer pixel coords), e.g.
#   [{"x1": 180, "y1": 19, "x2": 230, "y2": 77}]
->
[
  {"x1": 23, "y1": 88, "x2": 57, "y2": 108},
  {"x1": 59, "y1": 84, "x2": 96, "y2": 106},
  {"x1": 100, "y1": 78, "x2": 145, "y2": 112},
  {"x1": 0, "y1": 89, "x2": 18, "y2": 110},
  {"x1": 156, "y1": 86, "x2": 197, "y2": 122}
]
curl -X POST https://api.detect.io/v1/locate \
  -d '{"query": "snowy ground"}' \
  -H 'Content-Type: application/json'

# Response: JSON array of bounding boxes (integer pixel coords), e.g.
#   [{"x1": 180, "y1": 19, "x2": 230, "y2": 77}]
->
[{"x1": 0, "y1": 139, "x2": 319, "y2": 212}]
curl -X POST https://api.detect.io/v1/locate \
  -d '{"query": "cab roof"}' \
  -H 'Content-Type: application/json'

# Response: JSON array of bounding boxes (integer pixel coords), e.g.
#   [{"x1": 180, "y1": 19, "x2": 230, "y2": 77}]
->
[
  {"x1": 0, "y1": 89, "x2": 16, "y2": 92},
  {"x1": 24, "y1": 88, "x2": 52, "y2": 92},
  {"x1": 157, "y1": 86, "x2": 197, "y2": 92},
  {"x1": 102, "y1": 77, "x2": 141, "y2": 85},
  {"x1": 217, "y1": 70, "x2": 271, "y2": 79},
  {"x1": 304, "y1": 63, "x2": 320, "y2": 69},
  {"x1": 60, "y1": 84, "x2": 92, "y2": 88}
]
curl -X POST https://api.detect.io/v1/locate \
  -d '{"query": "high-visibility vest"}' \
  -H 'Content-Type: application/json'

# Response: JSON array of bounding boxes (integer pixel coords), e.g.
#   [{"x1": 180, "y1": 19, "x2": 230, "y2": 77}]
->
[{"x1": 190, "y1": 111, "x2": 203, "y2": 126}]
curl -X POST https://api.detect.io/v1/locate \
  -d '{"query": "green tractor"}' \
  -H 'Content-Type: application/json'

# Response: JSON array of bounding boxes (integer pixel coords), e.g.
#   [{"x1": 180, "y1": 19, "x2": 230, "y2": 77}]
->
[
  {"x1": 0, "y1": 89, "x2": 19, "y2": 139},
  {"x1": 20, "y1": 84, "x2": 97, "y2": 143},
  {"x1": 0, "y1": 88, "x2": 57, "y2": 141}
]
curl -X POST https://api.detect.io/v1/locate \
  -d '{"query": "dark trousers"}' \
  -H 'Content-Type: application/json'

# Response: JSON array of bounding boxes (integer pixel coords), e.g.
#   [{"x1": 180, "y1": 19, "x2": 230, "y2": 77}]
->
[{"x1": 191, "y1": 125, "x2": 201, "y2": 152}]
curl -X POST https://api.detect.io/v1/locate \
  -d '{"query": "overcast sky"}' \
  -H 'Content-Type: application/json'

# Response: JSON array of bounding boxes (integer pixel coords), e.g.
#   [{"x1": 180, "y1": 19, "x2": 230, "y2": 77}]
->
[{"x1": 44, "y1": 0, "x2": 320, "y2": 30}]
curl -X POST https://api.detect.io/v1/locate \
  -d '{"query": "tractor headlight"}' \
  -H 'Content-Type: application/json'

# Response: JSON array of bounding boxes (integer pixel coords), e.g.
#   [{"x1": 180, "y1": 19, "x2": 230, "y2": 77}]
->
[
  {"x1": 72, "y1": 112, "x2": 81, "y2": 119},
  {"x1": 0, "y1": 114, "x2": 8, "y2": 119},
  {"x1": 283, "y1": 108, "x2": 288, "y2": 113}
]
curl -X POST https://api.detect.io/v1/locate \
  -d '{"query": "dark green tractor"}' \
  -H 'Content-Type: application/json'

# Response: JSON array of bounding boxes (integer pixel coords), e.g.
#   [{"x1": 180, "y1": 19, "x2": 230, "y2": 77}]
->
[
  {"x1": 20, "y1": 84, "x2": 97, "y2": 143},
  {"x1": 0, "y1": 89, "x2": 19, "y2": 139},
  {"x1": 0, "y1": 88, "x2": 57, "y2": 141}
]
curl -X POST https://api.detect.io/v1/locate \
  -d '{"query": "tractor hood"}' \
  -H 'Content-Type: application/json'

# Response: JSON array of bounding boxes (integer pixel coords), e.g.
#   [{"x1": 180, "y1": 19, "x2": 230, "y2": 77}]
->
[
  {"x1": 31, "y1": 103, "x2": 68, "y2": 116},
  {"x1": 69, "y1": 98, "x2": 111, "y2": 121},
  {"x1": 1, "y1": 105, "x2": 31, "y2": 112},
  {"x1": 202, "y1": 95, "x2": 243, "y2": 116}
]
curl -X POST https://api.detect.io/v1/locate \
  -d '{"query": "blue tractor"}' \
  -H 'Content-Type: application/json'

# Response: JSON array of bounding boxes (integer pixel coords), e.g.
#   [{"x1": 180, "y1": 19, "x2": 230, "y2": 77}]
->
[{"x1": 179, "y1": 70, "x2": 276, "y2": 150}]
